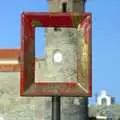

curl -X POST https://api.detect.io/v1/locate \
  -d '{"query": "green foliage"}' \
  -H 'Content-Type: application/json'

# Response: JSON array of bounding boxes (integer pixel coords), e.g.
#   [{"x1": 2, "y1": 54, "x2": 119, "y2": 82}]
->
[{"x1": 32, "y1": 20, "x2": 41, "y2": 27}]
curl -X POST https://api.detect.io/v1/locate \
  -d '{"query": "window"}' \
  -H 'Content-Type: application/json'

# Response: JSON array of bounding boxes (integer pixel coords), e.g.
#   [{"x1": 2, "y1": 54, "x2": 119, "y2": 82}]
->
[
  {"x1": 62, "y1": 2, "x2": 67, "y2": 12},
  {"x1": 53, "y1": 50, "x2": 63, "y2": 64}
]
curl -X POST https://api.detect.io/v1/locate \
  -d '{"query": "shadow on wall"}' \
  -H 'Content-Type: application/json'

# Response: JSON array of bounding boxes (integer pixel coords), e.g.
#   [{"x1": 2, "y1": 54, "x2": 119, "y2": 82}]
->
[{"x1": 89, "y1": 117, "x2": 96, "y2": 120}]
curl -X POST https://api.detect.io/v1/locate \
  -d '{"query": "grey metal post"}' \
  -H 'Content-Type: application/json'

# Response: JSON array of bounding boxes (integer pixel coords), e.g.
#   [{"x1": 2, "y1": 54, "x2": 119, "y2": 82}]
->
[{"x1": 52, "y1": 96, "x2": 61, "y2": 120}]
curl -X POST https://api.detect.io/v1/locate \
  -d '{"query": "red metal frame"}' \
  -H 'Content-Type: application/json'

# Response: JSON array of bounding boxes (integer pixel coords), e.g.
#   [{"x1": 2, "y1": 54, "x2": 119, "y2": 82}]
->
[{"x1": 20, "y1": 12, "x2": 92, "y2": 97}]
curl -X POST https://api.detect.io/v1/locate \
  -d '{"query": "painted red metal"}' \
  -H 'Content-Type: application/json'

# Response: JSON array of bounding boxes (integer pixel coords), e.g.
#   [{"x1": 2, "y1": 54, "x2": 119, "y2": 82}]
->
[{"x1": 20, "y1": 12, "x2": 92, "y2": 97}]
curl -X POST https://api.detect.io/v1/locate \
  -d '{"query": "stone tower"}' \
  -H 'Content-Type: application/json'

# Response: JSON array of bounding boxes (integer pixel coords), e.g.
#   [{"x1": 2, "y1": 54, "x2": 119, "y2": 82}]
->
[{"x1": 43, "y1": 0, "x2": 88, "y2": 120}]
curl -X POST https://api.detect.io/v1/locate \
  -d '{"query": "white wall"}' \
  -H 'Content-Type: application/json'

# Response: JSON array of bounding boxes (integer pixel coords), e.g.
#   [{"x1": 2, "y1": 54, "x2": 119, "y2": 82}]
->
[{"x1": 0, "y1": 58, "x2": 19, "y2": 64}]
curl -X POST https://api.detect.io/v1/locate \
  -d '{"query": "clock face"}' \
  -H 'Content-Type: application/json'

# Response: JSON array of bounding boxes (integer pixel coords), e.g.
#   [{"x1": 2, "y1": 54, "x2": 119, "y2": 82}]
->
[{"x1": 53, "y1": 51, "x2": 63, "y2": 63}]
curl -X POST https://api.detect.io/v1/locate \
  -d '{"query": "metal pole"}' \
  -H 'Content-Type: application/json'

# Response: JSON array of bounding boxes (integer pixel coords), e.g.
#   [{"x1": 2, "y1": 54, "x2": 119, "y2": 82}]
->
[{"x1": 52, "y1": 96, "x2": 61, "y2": 120}]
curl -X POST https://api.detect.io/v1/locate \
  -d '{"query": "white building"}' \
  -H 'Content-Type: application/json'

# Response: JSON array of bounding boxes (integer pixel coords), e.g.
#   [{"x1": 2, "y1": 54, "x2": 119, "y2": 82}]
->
[{"x1": 97, "y1": 90, "x2": 115, "y2": 106}]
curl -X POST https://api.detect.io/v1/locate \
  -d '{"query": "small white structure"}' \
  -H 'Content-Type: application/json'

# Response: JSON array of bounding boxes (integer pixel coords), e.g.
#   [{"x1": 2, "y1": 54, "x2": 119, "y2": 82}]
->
[{"x1": 97, "y1": 90, "x2": 115, "y2": 106}]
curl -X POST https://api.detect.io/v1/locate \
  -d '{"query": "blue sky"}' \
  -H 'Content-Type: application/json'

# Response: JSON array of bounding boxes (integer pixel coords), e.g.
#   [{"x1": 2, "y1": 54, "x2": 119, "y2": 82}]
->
[{"x1": 0, "y1": 0, "x2": 120, "y2": 104}]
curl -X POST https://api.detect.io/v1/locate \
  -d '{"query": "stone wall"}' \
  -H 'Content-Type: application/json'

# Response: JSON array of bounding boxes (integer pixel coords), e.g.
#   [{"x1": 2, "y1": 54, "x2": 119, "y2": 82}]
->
[
  {"x1": 0, "y1": 58, "x2": 87, "y2": 120},
  {"x1": 44, "y1": 26, "x2": 88, "y2": 120},
  {"x1": 0, "y1": 72, "x2": 46, "y2": 120},
  {"x1": 89, "y1": 104, "x2": 120, "y2": 120}
]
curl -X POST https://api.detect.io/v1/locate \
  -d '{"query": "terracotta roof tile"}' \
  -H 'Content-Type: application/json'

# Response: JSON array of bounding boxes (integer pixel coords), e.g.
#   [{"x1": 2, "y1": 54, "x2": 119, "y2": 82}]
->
[
  {"x1": 0, "y1": 49, "x2": 20, "y2": 58},
  {"x1": 0, "y1": 48, "x2": 45, "y2": 60}
]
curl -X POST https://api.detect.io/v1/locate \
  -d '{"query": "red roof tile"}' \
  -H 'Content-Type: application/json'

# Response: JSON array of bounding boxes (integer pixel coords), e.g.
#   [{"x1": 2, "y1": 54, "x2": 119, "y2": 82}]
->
[
  {"x1": 0, "y1": 49, "x2": 20, "y2": 58},
  {"x1": 0, "y1": 49, "x2": 45, "y2": 60}
]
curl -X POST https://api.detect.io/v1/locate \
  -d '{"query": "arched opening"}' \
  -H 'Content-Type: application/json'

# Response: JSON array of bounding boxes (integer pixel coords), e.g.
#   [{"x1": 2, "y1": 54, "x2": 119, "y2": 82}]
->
[
  {"x1": 62, "y1": 2, "x2": 67, "y2": 12},
  {"x1": 101, "y1": 98, "x2": 107, "y2": 105}
]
